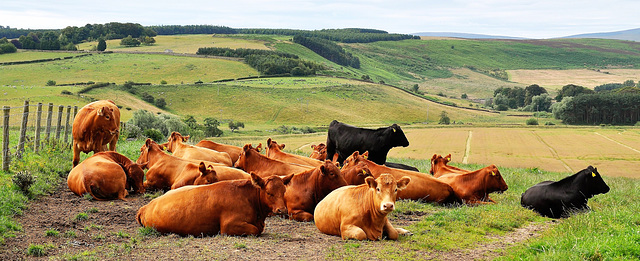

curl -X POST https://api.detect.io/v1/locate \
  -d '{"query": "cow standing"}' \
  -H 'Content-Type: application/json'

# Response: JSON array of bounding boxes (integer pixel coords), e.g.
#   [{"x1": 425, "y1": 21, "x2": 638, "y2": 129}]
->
[
  {"x1": 520, "y1": 166, "x2": 610, "y2": 218},
  {"x1": 325, "y1": 120, "x2": 416, "y2": 171},
  {"x1": 136, "y1": 174, "x2": 291, "y2": 237},
  {"x1": 314, "y1": 174, "x2": 411, "y2": 240},
  {"x1": 72, "y1": 100, "x2": 120, "y2": 167}
]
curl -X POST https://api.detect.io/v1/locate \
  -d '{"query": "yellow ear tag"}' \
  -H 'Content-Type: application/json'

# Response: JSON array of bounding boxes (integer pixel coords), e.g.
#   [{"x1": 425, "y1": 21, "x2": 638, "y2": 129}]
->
[
  {"x1": 363, "y1": 155, "x2": 368, "y2": 159},
  {"x1": 393, "y1": 128, "x2": 396, "y2": 133},
  {"x1": 207, "y1": 166, "x2": 213, "y2": 171},
  {"x1": 163, "y1": 146, "x2": 167, "y2": 150},
  {"x1": 446, "y1": 157, "x2": 451, "y2": 161},
  {"x1": 491, "y1": 171, "x2": 496, "y2": 176},
  {"x1": 592, "y1": 172, "x2": 596, "y2": 177},
  {"x1": 362, "y1": 170, "x2": 366, "y2": 174}
]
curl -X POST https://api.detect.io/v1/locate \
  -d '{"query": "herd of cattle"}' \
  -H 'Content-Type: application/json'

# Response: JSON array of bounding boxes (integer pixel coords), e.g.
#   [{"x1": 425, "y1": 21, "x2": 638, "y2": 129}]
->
[{"x1": 65, "y1": 100, "x2": 611, "y2": 240}]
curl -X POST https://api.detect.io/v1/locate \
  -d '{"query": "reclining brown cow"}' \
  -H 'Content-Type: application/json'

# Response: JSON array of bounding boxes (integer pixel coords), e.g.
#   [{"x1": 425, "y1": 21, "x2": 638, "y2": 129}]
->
[
  {"x1": 72, "y1": 100, "x2": 120, "y2": 167},
  {"x1": 67, "y1": 151, "x2": 144, "y2": 200},
  {"x1": 309, "y1": 143, "x2": 327, "y2": 161},
  {"x1": 195, "y1": 140, "x2": 254, "y2": 163},
  {"x1": 437, "y1": 164, "x2": 508, "y2": 204},
  {"x1": 137, "y1": 139, "x2": 234, "y2": 190},
  {"x1": 136, "y1": 173, "x2": 291, "y2": 237},
  {"x1": 162, "y1": 132, "x2": 233, "y2": 166},
  {"x1": 314, "y1": 173, "x2": 411, "y2": 240},
  {"x1": 430, "y1": 154, "x2": 470, "y2": 178},
  {"x1": 234, "y1": 144, "x2": 314, "y2": 177},
  {"x1": 341, "y1": 151, "x2": 458, "y2": 204},
  {"x1": 284, "y1": 160, "x2": 347, "y2": 222},
  {"x1": 266, "y1": 138, "x2": 323, "y2": 167}
]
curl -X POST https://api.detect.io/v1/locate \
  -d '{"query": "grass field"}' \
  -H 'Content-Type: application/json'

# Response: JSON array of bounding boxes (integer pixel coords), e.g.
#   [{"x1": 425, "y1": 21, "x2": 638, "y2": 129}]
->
[
  {"x1": 0, "y1": 51, "x2": 87, "y2": 63},
  {"x1": 0, "y1": 52, "x2": 257, "y2": 86},
  {"x1": 76, "y1": 34, "x2": 271, "y2": 53}
]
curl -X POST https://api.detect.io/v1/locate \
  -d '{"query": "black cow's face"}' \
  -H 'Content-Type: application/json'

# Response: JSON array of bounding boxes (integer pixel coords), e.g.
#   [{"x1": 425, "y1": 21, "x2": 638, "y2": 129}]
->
[
  {"x1": 388, "y1": 124, "x2": 409, "y2": 147},
  {"x1": 586, "y1": 167, "x2": 610, "y2": 195}
]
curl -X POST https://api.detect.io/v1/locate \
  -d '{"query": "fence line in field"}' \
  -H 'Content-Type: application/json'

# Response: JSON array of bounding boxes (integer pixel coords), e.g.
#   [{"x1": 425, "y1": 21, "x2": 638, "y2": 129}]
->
[{"x1": 1, "y1": 101, "x2": 78, "y2": 171}]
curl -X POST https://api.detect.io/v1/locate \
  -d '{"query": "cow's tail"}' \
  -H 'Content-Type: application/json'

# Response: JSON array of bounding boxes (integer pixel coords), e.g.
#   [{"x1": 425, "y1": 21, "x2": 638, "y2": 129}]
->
[{"x1": 85, "y1": 180, "x2": 107, "y2": 201}]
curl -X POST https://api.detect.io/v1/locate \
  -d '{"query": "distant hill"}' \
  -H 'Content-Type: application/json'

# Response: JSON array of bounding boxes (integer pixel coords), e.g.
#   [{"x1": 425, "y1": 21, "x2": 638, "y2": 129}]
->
[
  {"x1": 412, "y1": 32, "x2": 525, "y2": 40},
  {"x1": 562, "y1": 28, "x2": 640, "y2": 42}
]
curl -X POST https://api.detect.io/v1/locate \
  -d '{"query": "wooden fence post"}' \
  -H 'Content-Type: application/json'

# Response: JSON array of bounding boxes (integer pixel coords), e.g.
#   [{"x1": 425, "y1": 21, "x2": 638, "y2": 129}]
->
[
  {"x1": 2, "y1": 106, "x2": 9, "y2": 171},
  {"x1": 55, "y1": 105, "x2": 63, "y2": 140},
  {"x1": 45, "y1": 103, "x2": 53, "y2": 141},
  {"x1": 34, "y1": 103, "x2": 42, "y2": 152},
  {"x1": 17, "y1": 100, "x2": 29, "y2": 159},
  {"x1": 64, "y1": 106, "x2": 71, "y2": 143}
]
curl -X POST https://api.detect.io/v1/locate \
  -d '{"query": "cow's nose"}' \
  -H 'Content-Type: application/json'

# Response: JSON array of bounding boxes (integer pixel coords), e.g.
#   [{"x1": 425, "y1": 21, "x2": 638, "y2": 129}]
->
[
  {"x1": 275, "y1": 207, "x2": 287, "y2": 215},
  {"x1": 382, "y1": 202, "x2": 395, "y2": 211}
]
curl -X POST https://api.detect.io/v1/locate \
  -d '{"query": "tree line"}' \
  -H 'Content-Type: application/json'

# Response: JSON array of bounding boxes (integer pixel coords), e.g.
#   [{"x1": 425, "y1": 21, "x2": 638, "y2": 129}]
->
[
  {"x1": 553, "y1": 93, "x2": 640, "y2": 125},
  {"x1": 292, "y1": 35, "x2": 360, "y2": 68},
  {"x1": 237, "y1": 28, "x2": 419, "y2": 43},
  {"x1": 197, "y1": 47, "x2": 323, "y2": 76},
  {"x1": 147, "y1": 25, "x2": 236, "y2": 35}
]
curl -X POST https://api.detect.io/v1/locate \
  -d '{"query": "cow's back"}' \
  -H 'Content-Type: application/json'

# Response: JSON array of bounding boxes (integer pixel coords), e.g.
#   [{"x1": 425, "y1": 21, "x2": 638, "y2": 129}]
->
[
  {"x1": 67, "y1": 154, "x2": 127, "y2": 200},
  {"x1": 195, "y1": 140, "x2": 242, "y2": 163}
]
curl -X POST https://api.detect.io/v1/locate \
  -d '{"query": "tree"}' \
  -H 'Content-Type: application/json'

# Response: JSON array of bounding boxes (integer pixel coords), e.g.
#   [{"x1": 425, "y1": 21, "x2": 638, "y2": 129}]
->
[
  {"x1": 120, "y1": 35, "x2": 140, "y2": 47},
  {"x1": 438, "y1": 111, "x2": 451, "y2": 125},
  {"x1": 183, "y1": 115, "x2": 197, "y2": 129},
  {"x1": 524, "y1": 84, "x2": 547, "y2": 105},
  {"x1": 204, "y1": 117, "x2": 223, "y2": 137},
  {"x1": 411, "y1": 84, "x2": 419, "y2": 93},
  {"x1": 555, "y1": 84, "x2": 593, "y2": 102},
  {"x1": 97, "y1": 38, "x2": 107, "y2": 51},
  {"x1": 526, "y1": 94, "x2": 552, "y2": 112},
  {"x1": 228, "y1": 121, "x2": 245, "y2": 132},
  {"x1": 461, "y1": 93, "x2": 468, "y2": 99},
  {"x1": 155, "y1": 98, "x2": 166, "y2": 109}
]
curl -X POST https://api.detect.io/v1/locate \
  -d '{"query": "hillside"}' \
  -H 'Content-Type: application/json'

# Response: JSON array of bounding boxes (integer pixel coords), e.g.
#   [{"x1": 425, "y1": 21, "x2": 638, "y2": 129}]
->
[{"x1": 563, "y1": 28, "x2": 640, "y2": 42}]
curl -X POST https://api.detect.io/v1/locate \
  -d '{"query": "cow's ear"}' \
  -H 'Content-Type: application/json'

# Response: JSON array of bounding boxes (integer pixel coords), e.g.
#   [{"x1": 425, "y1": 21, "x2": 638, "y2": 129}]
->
[
  {"x1": 362, "y1": 151, "x2": 369, "y2": 159},
  {"x1": 267, "y1": 138, "x2": 273, "y2": 146},
  {"x1": 250, "y1": 173, "x2": 265, "y2": 188},
  {"x1": 243, "y1": 144, "x2": 252, "y2": 152},
  {"x1": 319, "y1": 164, "x2": 326, "y2": 175},
  {"x1": 311, "y1": 145, "x2": 316, "y2": 149},
  {"x1": 145, "y1": 138, "x2": 153, "y2": 146},
  {"x1": 281, "y1": 174, "x2": 294, "y2": 185},
  {"x1": 396, "y1": 176, "x2": 411, "y2": 191},
  {"x1": 431, "y1": 154, "x2": 438, "y2": 161},
  {"x1": 279, "y1": 143, "x2": 285, "y2": 149},
  {"x1": 198, "y1": 162, "x2": 207, "y2": 174},
  {"x1": 365, "y1": 176, "x2": 377, "y2": 190},
  {"x1": 97, "y1": 108, "x2": 104, "y2": 116},
  {"x1": 256, "y1": 143, "x2": 263, "y2": 152},
  {"x1": 183, "y1": 135, "x2": 190, "y2": 142},
  {"x1": 136, "y1": 161, "x2": 148, "y2": 170}
]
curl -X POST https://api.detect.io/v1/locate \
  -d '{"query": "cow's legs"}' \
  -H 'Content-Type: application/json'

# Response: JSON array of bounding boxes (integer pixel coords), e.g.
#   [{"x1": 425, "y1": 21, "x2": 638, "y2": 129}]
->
[
  {"x1": 289, "y1": 210, "x2": 313, "y2": 222},
  {"x1": 72, "y1": 142, "x2": 81, "y2": 167},
  {"x1": 382, "y1": 219, "x2": 411, "y2": 240},
  {"x1": 340, "y1": 224, "x2": 367, "y2": 240},
  {"x1": 221, "y1": 221, "x2": 261, "y2": 236}
]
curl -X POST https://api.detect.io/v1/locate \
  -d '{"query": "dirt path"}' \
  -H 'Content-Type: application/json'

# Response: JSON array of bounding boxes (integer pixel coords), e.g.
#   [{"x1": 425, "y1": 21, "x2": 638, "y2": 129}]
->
[{"x1": 0, "y1": 183, "x2": 551, "y2": 260}]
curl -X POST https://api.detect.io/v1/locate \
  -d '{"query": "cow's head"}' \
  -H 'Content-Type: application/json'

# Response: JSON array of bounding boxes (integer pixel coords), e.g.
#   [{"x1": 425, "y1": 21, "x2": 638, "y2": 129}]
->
[
  {"x1": 251, "y1": 173, "x2": 291, "y2": 216},
  {"x1": 137, "y1": 139, "x2": 160, "y2": 165},
  {"x1": 96, "y1": 106, "x2": 119, "y2": 134},
  {"x1": 429, "y1": 154, "x2": 446, "y2": 175},
  {"x1": 164, "y1": 132, "x2": 188, "y2": 152},
  {"x1": 124, "y1": 161, "x2": 146, "y2": 194},
  {"x1": 309, "y1": 143, "x2": 327, "y2": 161},
  {"x1": 366, "y1": 174, "x2": 410, "y2": 214},
  {"x1": 340, "y1": 158, "x2": 373, "y2": 185},
  {"x1": 193, "y1": 162, "x2": 219, "y2": 186},
  {"x1": 265, "y1": 138, "x2": 285, "y2": 157},
  {"x1": 581, "y1": 166, "x2": 610, "y2": 196},
  {"x1": 484, "y1": 165, "x2": 508, "y2": 194},
  {"x1": 316, "y1": 160, "x2": 348, "y2": 196},
  {"x1": 386, "y1": 124, "x2": 409, "y2": 148}
]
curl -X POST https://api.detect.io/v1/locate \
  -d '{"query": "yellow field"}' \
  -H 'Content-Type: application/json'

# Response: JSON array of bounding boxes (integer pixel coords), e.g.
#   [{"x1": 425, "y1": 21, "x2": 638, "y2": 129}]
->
[
  {"x1": 77, "y1": 35, "x2": 270, "y2": 54},
  {"x1": 254, "y1": 127, "x2": 640, "y2": 178},
  {"x1": 507, "y1": 69, "x2": 640, "y2": 90}
]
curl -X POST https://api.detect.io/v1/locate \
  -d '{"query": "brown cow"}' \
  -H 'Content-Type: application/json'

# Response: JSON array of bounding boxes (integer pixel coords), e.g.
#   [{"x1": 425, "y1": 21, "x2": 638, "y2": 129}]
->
[
  {"x1": 195, "y1": 140, "x2": 247, "y2": 163},
  {"x1": 341, "y1": 151, "x2": 458, "y2": 204},
  {"x1": 163, "y1": 132, "x2": 233, "y2": 166},
  {"x1": 67, "y1": 151, "x2": 144, "y2": 200},
  {"x1": 309, "y1": 143, "x2": 327, "y2": 161},
  {"x1": 430, "y1": 154, "x2": 470, "y2": 178},
  {"x1": 437, "y1": 164, "x2": 508, "y2": 204},
  {"x1": 234, "y1": 144, "x2": 314, "y2": 177},
  {"x1": 136, "y1": 173, "x2": 291, "y2": 237},
  {"x1": 314, "y1": 174, "x2": 411, "y2": 240},
  {"x1": 284, "y1": 160, "x2": 347, "y2": 222},
  {"x1": 340, "y1": 159, "x2": 373, "y2": 185},
  {"x1": 72, "y1": 100, "x2": 121, "y2": 167},
  {"x1": 137, "y1": 139, "x2": 235, "y2": 190},
  {"x1": 266, "y1": 138, "x2": 323, "y2": 167}
]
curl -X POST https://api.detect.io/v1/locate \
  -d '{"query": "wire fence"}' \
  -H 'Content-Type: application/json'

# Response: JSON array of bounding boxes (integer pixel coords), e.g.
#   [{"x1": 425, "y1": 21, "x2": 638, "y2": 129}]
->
[{"x1": 1, "y1": 101, "x2": 78, "y2": 171}]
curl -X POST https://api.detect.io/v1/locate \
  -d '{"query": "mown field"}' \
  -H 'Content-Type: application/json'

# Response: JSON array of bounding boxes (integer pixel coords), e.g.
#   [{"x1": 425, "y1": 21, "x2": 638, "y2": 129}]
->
[{"x1": 76, "y1": 34, "x2": 272, "y2": 53}]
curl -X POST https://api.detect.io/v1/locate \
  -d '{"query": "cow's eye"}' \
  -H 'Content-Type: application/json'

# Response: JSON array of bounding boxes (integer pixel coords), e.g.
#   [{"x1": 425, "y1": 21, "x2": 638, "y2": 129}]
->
[
  {"x1": 394, "y1": 188, "x2": 398, "y2": 192},
  {"x1": 376, "y1": 188, "x2": 380, "y2": 192}
]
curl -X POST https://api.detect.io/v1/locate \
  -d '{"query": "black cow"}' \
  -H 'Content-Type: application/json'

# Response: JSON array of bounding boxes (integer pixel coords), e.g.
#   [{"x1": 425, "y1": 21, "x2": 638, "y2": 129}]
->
[
  {"x1": 520, "y1": 166, "x2": 610, "y2": 219},
  {"x1": 326, "y1": 120, "x2": 410, "y2": 168}
]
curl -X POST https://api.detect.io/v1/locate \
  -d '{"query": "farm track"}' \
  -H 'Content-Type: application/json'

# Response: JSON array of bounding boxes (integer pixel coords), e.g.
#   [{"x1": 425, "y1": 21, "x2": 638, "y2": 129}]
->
[
  {"x1": 463, "y1": 130, "x2": 472, "y2": 164},
  {"x1": 530, "y1": 130, "x2": 573, "y2": 172},
  {"x1": 594, "y1": 132, "x2": 640, "y2": 154}
]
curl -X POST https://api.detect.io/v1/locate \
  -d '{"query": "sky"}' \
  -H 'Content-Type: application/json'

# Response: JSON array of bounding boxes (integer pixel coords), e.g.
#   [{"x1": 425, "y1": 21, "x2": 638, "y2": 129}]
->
[{"x1": 1, "y1": 0, "x2": 639, "y2": 39}]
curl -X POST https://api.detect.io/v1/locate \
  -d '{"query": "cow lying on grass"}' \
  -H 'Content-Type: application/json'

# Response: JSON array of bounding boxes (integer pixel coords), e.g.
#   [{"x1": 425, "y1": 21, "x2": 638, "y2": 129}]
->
[
  {"x1": 136, "y1": 173, "x2": 290, "y2": 237},
  {"x1": 437, "y1": 164, "x2": 508, "y2": 204},
  {"x1": 162, "y1": 132, "x2": 233, "y2": 166},
  {"x1": 430, "y1": 154, "x2": 470, "y2": 177},
  {"x1": 266, "y1": 138, "x2": 323, "y2": 167},
  {"x1": 234, "y1": 144, "x2": 314, "y2": 177},
  {"x1": 521, "y1": 166, "x2": 610, "y2": 218},
  {"x1": 67, "y1": 151, "x2": 145, "y2": 201},
  {"x1": 314, "y1": 174, "x2": 411, "y2": 240}
]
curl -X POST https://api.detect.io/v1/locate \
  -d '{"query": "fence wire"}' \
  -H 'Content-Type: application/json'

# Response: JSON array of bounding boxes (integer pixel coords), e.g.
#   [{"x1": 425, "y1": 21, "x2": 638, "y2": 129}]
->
[{"x1": 1, "y1": 101, "x2": 77, "y2": 170}]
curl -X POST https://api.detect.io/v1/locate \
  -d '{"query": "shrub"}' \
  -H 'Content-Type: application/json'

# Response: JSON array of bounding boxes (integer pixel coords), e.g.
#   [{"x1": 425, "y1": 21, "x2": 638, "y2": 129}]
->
[
  {"x1": 46, "y1": 80, "x2": 56, "y2": 86},
  {"x1": 544, "y1": 121, "x2": 555, "y2": 126},
  {"x1": 143, "y1": 128, "x2": 164, "y2": 142},
  {"x1": 155, "y1": 98, "x2": 166, "y2": 109},
  {"x1": 438, "y1": 111, "x2": 451, "y2": 125},
  {"x1": 160, "y1": 80, "x2": 167, "y2": 85},
  {"x1": 526, "y1": 118, "x2": 539, "y2": 125},
  {"x1": 60, "y1": 90, "x2": 72, "y2": 95},
  {"x1": 45, "y1": 229, "x2": 59, "y2": 237},
  {"x1": 141, "y1": 92, "x2": 154, "y2": 103},
  {"x1": 26, "y1": 244, "x2": 48, "y2": 257},
  {"x1": 74, "y1": 212, "x2": 89, "y2": 221},
  {"x1": 12, "y1": 171, "x2": 35, "y2": 194}
]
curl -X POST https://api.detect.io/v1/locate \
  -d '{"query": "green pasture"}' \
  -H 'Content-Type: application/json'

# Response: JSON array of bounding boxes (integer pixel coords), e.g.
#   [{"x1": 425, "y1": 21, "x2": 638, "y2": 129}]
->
[
  {"x1": 0, "y1": 52, "x2": 257, "y2": 86},
  {"x1": 76, "y1": 34, "x2": 271, "y2": 54},
  {"x1": 0, "y1": 51, "x2": 87, "y2": 63},
  {"x1": 0, "y1": 136, "x2": 637, "y2": 260}
]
